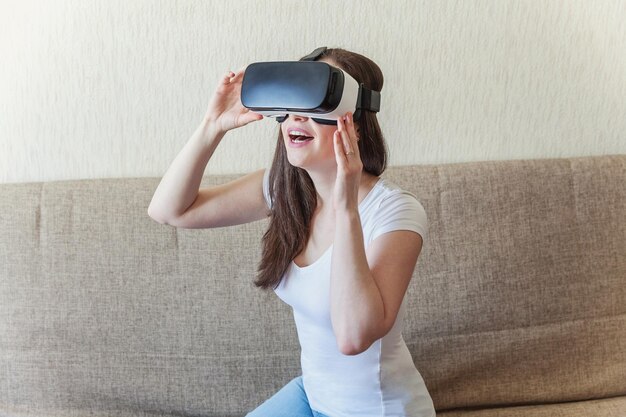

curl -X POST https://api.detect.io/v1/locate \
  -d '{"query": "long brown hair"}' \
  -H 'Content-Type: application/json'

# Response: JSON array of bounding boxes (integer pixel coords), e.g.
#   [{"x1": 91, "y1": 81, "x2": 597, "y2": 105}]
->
[{"x1": 254, "y1": 47, "x2": 388, "y2": 290}]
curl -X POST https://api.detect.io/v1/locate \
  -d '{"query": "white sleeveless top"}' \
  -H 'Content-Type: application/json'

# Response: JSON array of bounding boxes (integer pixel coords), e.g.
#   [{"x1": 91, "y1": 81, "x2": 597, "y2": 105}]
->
[{"x1": 262, "y1": 169, "x2": 436, "y2": 417}]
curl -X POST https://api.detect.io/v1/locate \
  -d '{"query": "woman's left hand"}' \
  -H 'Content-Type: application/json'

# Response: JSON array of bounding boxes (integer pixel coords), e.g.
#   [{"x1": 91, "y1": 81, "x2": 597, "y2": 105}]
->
[{"x1": 333, "y1": 112, "x2": 362, "y2": 212}]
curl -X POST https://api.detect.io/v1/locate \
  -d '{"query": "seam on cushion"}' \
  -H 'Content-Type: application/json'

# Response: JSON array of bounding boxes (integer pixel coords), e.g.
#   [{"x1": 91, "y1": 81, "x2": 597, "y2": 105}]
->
[
  {"x1": 3, "y1": 350, "x2": 294, "y2": 359},
  {"x1": 407, "y1": 311, "x2": 626, "y2": 340},
  {"x1": 437, "y1": 393, "x2": 626, "y2": 413}
]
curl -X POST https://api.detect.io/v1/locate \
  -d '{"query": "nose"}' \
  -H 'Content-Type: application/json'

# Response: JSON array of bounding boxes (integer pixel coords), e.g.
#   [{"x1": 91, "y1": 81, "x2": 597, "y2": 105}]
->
[{"x1": 291, "y1": 114, "x2": 309, "y2": 122}]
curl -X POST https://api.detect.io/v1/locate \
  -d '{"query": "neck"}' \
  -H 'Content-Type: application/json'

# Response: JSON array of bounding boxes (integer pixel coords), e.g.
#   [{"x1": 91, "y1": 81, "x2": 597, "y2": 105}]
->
[{"x1": 306, "y1": 169, "x2": 378, "y2": 215}]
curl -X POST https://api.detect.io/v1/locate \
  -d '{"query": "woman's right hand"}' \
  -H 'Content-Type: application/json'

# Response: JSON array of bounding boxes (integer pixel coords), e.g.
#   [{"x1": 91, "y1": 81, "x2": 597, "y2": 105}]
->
[{"x1": 204, "y1": 66, "x2": 264, "y2": 134}]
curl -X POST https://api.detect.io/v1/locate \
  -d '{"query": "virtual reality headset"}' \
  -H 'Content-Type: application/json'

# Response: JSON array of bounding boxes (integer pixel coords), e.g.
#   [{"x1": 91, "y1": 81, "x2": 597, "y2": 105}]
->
[{"x1": 240, "y1": 47, "x2": 381, "y2": 125}]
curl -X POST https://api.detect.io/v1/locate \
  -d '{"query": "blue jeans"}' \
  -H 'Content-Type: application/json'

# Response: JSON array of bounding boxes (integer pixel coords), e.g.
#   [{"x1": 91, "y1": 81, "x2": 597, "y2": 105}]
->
[{"x1": 245, "y1": 376, "x2": 330, "y2": 417}]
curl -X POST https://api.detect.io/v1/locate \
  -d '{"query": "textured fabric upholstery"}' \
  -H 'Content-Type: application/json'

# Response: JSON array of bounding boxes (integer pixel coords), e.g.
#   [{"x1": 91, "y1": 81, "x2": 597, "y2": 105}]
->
[
  {"x1": 438, "y1": 396, "x2": 626, "y2": 416},
  {"x1": 1, "y1": 154, "x2": 624, "y2": 416}
]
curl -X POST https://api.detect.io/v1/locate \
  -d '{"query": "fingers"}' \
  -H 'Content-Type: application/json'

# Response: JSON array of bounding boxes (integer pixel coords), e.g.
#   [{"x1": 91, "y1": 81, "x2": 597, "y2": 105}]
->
[
  {"x1": 332, "y1": 112, "x2": 363, "y2": 178},
  {"x1": 231, "y1": 65, "x2": 247, "y2": 82},
  {"x1": 337, "y1": 113, "x2": 360, "y2": 158},
  {"x1": 333, "y1": 130, "x2": 347, "y2": 167},
  {"x1": 222, "y1": 70, "x2": 235, "y2": 85},
  {"x1": 346, "y1": 112, "x2": 360, "y2": 142},
  {"x1": 221, "y1": 65, "x2": 246, "y2": 85},
  {"x1": 337, "y1": 117, "x2": 352, "y2": 154},
  {"x1": 242, "y1": 109, "x2": 264, "y2": 124}
]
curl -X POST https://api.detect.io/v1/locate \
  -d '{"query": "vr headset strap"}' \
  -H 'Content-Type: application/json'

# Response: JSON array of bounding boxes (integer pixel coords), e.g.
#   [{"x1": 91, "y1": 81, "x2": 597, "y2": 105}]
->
[
  {"x1": 358, "y1": 86, "x2": 381, "y2": 113},
  {"x1": 300, "y1": 46, "x2": 327, "y2": 61}
]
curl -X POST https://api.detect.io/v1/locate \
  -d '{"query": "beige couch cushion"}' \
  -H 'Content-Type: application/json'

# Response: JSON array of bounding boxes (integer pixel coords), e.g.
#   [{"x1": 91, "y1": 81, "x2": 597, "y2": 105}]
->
[
  {"x1": 0, "y1": 154, "x2": 624, "y2": 416},
  {"x1": 438, "y1": 395, "x2": 626, "y2": 416},
  {"x1": 389, "y1": 154, "x2": 626, "y2": 411}
]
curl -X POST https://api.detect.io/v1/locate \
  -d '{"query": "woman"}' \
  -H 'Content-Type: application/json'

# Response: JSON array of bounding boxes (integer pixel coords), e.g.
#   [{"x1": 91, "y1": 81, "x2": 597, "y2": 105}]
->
[{"x1": 148, "y1": 47, "x2": 436, "y2": 417}]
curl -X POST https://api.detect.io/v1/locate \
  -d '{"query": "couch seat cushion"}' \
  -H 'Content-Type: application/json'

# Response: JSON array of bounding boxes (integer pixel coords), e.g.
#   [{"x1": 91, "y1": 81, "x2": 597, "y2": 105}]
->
[{"x1": 438, "y1": 395, "x2": 626, "y2": 417}]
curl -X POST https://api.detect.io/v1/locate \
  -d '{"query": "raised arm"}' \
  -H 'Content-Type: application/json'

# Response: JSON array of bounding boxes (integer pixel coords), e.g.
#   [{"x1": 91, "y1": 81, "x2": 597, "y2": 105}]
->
[{"x1": 147, "y1": 67, "x2": 267, "y2": 228}]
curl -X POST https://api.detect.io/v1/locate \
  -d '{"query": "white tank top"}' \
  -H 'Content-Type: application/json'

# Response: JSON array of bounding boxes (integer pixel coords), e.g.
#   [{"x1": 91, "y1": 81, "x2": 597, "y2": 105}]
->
[{"x1": 262, "y1": 169, "x2": 436, "y2": 417}]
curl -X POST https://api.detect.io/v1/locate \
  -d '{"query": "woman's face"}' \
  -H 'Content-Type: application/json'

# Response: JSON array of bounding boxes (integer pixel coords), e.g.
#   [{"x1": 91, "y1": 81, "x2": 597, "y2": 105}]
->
[{"x1": 280, "y1": 59, "x2": 358, "y2": 171}]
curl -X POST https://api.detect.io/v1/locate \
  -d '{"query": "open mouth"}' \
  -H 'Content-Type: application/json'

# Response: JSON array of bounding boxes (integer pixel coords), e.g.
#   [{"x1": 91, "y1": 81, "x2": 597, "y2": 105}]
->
[{"x1": 289, "y1": 134, "x2": 314, "y2": 143}]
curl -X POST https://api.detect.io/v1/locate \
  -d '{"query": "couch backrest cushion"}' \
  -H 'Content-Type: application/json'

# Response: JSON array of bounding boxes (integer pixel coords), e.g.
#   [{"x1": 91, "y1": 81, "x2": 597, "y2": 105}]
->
[
  {"x1": 1, "y1": 154, "x2": 624, "y2": 416},
  {"x1": 392, "y1": 154, "x2": 626, "y2": 411}
]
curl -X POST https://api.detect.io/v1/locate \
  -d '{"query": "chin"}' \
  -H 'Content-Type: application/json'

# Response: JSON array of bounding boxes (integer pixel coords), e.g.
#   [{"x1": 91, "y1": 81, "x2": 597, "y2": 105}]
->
[{"x1": 286, "y1": 156, "x2": 307, "y2": 169}]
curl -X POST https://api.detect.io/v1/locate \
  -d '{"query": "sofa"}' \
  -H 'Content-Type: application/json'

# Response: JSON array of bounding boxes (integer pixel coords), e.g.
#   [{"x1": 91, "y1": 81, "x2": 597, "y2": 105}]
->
[{"x1": 1, "y1": 154, "x2": 625, "y2": 417}]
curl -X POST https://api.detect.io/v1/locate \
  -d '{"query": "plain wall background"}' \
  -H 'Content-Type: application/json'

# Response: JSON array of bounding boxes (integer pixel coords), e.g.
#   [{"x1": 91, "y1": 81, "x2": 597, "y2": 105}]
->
[{"x1": 1, "y1": 0, "x2": 625, "y2": 184}]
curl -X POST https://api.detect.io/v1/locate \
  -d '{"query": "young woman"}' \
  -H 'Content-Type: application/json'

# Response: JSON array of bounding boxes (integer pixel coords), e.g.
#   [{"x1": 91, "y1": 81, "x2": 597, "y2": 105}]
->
[{"x1": 148, "y1": 48, "x2": 436, "y2": 417}]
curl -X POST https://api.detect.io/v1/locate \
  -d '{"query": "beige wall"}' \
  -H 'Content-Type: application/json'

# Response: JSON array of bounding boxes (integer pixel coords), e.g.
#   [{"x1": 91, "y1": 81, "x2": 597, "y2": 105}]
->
[{"x1": 1, "y1": 0, "x2": 624, "y2": 183}]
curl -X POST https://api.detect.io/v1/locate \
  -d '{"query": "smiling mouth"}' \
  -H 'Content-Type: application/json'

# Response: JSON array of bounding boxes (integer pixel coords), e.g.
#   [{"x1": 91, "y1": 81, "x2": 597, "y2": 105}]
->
[{"x1": 289, "y1": 134, "x2": 314, "y2": 143}]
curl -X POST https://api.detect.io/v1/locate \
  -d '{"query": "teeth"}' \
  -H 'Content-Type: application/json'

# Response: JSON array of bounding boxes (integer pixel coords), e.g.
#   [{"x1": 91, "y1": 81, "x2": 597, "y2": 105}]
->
[{"x1": 289, "y1": 130, "x2": 311, "y2": 137}]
